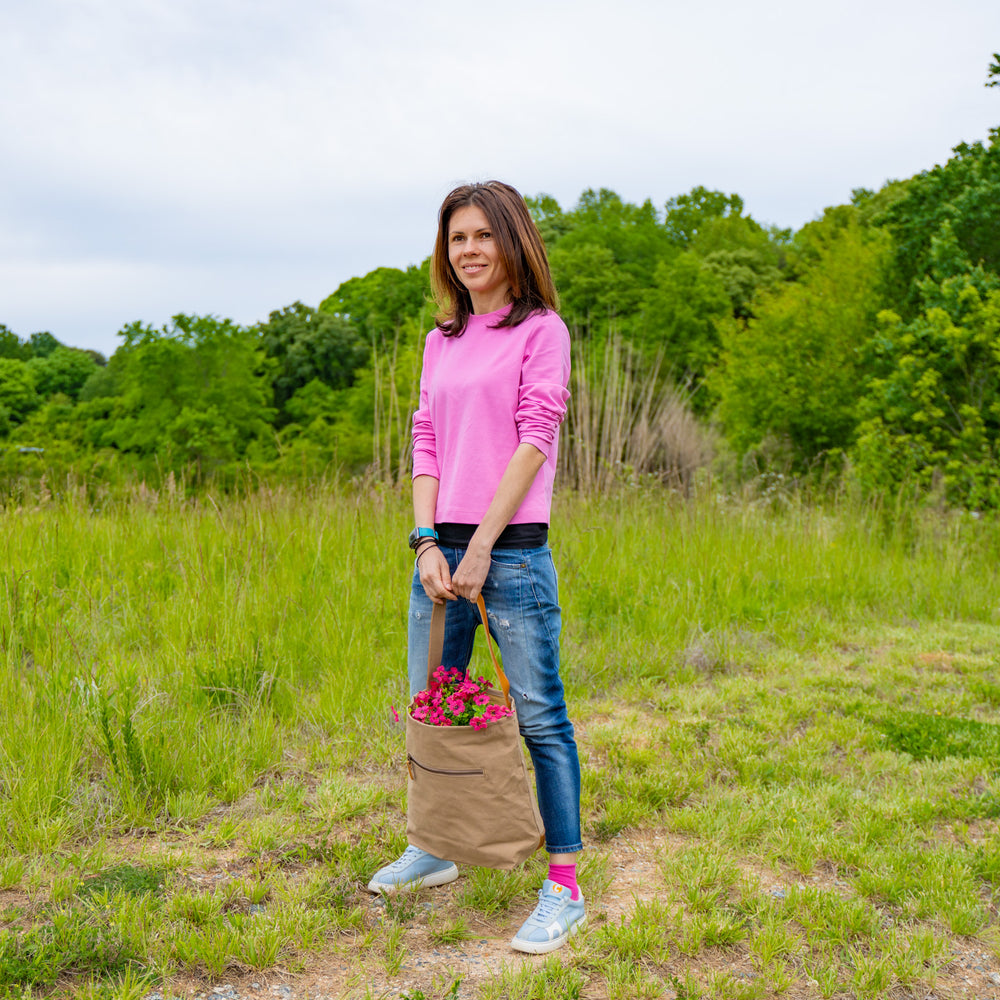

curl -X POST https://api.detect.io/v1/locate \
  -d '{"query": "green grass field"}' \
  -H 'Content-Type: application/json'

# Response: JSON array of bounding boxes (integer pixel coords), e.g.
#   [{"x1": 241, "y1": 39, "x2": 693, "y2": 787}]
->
[{"x1": 2, "y1": 483, "x2": 1000, "y2": 999}]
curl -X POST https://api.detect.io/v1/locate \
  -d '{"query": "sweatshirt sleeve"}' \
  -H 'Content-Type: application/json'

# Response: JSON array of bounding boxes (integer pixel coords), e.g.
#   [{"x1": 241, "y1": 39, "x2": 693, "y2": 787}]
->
[
  {"x1": 515, "y1": 313, "x2": 571, "y2": 457},
  {"x1": 411, "y1": 332, "x2": 440, "y2": 479}
]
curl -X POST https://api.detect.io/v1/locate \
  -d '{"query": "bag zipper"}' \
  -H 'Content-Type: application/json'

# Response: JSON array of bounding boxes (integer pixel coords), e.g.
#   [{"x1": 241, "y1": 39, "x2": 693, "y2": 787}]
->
[{"x1": 407, "y1": 753, "x2": 485, "y2": 780}]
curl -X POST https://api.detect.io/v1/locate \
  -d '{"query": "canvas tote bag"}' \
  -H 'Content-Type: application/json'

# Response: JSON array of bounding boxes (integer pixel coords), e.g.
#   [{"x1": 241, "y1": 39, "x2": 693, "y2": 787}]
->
[{"x1": 405, "y1": 594, "x2": 546, "y2": 869}]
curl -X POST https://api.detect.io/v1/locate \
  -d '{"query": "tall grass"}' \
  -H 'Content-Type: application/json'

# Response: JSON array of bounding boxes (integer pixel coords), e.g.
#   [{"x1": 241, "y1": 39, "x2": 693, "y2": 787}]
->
[
  {"x1": 0, "y1": 482, "x2": 997, "y2": 852},
  {"x1": 559, "y1": 335, "x2": 715, "y2": 493}
]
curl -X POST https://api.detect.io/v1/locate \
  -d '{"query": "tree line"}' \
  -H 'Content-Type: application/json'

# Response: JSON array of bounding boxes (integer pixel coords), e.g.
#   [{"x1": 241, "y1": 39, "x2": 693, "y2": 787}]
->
[{"x1": 3, "y1": 67, "x2": 998, "y2": 506}]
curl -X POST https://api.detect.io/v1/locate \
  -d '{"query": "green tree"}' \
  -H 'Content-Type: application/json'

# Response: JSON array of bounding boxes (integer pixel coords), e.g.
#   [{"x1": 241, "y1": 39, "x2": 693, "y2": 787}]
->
[
  {"x1": 319, "y1": 265, "x2": 429, "y2": 344},
  {"x1": 0, "y1": 359, "x2": 41, "y2": 434},
  {"x1": 852, "y1": 228, "x2": 1000, "y2": 507},
  {"x1": 663, "y1": 186, "x2": 746, "y2": 248},
  {"x1": 634, "y1": 255, "x2": 731, "y2": 401},
  {"x1": 526, "y1": 193, "x2": 572, "y2": 247},
  {"x1": 712, "y1": 212, "x2": 890, "y2": 466},
  {"x1": 877, "y1": 131, "x2": 1000, "y2": 316},
  {"x1": 0, "y1": 325, "x2": 29, "y2": 361},
  {"x1": 701, "y1": 248, "x2": 784, "y2": 319},
  {"x1": 541, "y1": 189, "x2": 678, "y2": 334},
  {"x1": 548, "y1": 242, "x2": 642, "y2": 330},
  {"x1": 556, "y1": 189, "x2": 675, "y2": 281},
  {"x1": 256, "y1": 302, "x2": 369, "y2": 420},
  {"x1": 88, "y1": 314, "x2": 274, "y2": 470},
  {"x1": 27, "y1": 347, "x2": 100, "y2": 400},
  {"x1": 28, "y1": 331, "x2": 61, "y2": 358}
]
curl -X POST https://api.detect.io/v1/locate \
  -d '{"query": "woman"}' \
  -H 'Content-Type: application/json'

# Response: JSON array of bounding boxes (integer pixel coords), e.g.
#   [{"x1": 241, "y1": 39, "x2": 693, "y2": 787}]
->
[{"x1": 367, "y1": 180, "x2": 585, "y2": 954}]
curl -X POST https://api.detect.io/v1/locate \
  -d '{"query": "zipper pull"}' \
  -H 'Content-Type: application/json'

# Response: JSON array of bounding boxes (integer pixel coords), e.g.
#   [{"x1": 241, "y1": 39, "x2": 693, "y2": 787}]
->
[{"x1": 406, "y1": 754, "x2": 415, "y2": 780}]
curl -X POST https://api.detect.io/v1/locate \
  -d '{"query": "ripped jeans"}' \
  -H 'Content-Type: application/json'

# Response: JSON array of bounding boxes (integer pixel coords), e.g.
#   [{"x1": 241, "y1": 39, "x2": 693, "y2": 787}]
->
[{"x1": 407, "y1": 544, "x2": 583, "y2": 855}]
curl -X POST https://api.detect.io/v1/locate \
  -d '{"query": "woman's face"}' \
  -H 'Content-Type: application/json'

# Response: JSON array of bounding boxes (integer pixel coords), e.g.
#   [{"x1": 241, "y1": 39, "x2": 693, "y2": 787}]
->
[{"x1": 447, "y1": 204, "x2": 511, "y2": 314}]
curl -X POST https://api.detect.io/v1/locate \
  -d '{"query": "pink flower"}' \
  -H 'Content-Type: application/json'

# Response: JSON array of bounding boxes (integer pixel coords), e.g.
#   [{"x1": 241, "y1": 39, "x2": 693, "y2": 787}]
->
[
  {"x1": 390, "y1": 704, "x2": 400, "y2": 723},
  {"x1": 404, "y1": 671, "x2": 510, "y2": 728}
]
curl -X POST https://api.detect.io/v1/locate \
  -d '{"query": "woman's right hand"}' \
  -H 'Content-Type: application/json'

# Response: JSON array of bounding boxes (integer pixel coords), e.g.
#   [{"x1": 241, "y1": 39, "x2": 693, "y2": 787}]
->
[{"x1": 417, "y1": 545, "x2": 456, "y2": 605}]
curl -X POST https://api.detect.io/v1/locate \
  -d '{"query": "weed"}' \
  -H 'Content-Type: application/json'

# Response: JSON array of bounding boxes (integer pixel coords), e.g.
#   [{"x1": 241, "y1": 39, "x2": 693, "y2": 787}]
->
[
  {"x1": 603, "y1": 957, "x2": 665, "y2": 999},
  {"x1": 428, "y1": 916, "x2": 472, "y2": 946},
  {"x1": 0, "y1": 859, "x2": 25, "y2": 890},
  {"x1": 0, "y1": 909, "x2": 142, "y2": 989},
  {"x1": 592, "y1": 901, "x2": 671, "y2": 964},
  {"x1": 479, "y1": 954, "x2": 586, "y2": 999},
  {"x1": 454, "y1": 865, "x2": 539, "y2": 917},
  {"x1": 380, "y1": 889, "x2": 421, "y2": 924},
  {"x1": 192, "y1": 639, "x2": 276, "y2": 711},
  {"x1": 77, "y1": 864, "x2": 165, "y2": 900},
  {"x1": 400, "y1": 982, "x2": 460, "y2": 1000},
  {"x1": 876, "y1": 709, "x2": 1000, "y2": 762},
  {"x1": 667, "y1": 970, "x2": 704, "y2": 999},
  {"x1": 381, "y1": 921, "x2": 407, "y2": 976}
]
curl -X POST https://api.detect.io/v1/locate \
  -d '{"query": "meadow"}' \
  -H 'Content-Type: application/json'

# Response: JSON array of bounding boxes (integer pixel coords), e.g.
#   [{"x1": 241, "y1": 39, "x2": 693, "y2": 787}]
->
[{"x1": 2, "y1": 481, "x2": 1000, "y2": 999}]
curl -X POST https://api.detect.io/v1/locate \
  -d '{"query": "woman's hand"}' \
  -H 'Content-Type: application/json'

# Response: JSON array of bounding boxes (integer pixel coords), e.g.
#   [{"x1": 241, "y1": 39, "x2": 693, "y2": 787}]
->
[
  {"x1": 417, "y1": 545, "x2": 456, "y2": 605},
  {"x1": 452, "y1": 543, "x2": 491, "y2": 602}
]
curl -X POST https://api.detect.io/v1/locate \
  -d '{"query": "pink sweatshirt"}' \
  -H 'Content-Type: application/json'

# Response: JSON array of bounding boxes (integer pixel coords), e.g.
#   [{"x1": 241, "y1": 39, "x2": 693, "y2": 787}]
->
[{"x1": 411, "y1": 306, "x2": 571, "y2": 525}]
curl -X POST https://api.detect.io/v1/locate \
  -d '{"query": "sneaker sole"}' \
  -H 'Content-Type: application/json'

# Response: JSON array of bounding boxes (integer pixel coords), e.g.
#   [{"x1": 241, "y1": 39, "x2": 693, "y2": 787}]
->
[
  {"x1": 510, "y1": 914, "x2": 587, "y2": 954},
  {"x1": 366, "y1": 864, "x2": 459, "y2": 894}
]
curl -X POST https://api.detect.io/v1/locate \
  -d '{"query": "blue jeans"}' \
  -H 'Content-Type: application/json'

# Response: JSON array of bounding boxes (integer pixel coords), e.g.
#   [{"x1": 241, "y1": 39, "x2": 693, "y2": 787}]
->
[{"x1": 408, "y1": 544, "x2": 583, "y2": 855}]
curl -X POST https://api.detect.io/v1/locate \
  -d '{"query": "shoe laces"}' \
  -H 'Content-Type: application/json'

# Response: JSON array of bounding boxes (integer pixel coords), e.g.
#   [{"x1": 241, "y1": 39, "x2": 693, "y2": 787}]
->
[
  {"x1": 387, "y1": 846, "x2": 423, "y2": 871},
  {"x1": 529, "y1": 888, "x2": 565, "y2": 924}
]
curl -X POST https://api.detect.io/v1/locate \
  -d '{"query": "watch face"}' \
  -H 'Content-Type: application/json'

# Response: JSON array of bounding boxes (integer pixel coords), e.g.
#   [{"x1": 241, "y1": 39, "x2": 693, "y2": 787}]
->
[{"x1": 409, "y1": 527, "x2": 436, "y2": 549}]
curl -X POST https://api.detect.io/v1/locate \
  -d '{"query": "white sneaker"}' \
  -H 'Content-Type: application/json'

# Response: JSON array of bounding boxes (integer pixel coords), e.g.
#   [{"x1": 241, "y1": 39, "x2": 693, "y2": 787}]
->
[
  {"x1": 366, "y1": 845, "x2": 458, "y2": 894},
  {"x1": 511, "y1": 879, "x2": 586, "y2": 953}
]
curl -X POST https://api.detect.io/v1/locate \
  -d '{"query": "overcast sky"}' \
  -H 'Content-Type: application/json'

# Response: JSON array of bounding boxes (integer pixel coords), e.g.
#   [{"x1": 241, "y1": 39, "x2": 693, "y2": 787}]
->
[{"x1": 2, "y1": 0, "x2": 998, "y2": 357}]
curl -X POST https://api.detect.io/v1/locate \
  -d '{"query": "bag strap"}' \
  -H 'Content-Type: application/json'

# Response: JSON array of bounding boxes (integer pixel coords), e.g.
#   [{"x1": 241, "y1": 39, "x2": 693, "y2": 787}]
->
[{"x1": 427, "y1": 595, "x2": 512, "y2": 708}]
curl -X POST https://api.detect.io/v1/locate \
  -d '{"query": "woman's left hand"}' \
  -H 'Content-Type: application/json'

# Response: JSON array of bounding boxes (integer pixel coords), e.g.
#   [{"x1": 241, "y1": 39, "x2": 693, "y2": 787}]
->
[{"x1": 452, "y1": 544, "x2": 491, "y2": 602}]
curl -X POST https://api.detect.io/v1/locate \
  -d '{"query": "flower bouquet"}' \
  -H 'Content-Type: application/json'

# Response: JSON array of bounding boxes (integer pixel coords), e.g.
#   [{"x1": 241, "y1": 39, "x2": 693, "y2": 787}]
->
[{"x1": 409, "y1": 666, "x2": 513, "y2": 730}]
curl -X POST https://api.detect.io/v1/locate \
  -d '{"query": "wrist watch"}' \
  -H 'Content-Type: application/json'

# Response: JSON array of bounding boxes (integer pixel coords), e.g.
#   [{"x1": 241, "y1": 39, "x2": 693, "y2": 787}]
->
[{"x1": 408, "y1": 526, "x2": 439, "y2": 550}]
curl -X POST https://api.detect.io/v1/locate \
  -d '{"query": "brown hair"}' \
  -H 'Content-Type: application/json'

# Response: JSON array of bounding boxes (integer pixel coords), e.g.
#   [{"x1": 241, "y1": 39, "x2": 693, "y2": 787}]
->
[{"x1": 431, "y1": 180, "x2": 559, "y2": 336}]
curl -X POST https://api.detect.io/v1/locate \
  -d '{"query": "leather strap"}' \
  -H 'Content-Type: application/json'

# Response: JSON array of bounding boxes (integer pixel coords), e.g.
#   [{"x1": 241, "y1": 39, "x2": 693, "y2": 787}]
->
[{"x1": 427, "y1": 595, "x2": 512, "y2": 708}]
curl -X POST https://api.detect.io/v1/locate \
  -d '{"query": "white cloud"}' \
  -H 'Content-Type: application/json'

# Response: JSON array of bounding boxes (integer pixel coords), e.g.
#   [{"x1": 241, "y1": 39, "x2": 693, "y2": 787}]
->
[{"x1": 1, "y1": 0, "x2": 998, "y2": 353}]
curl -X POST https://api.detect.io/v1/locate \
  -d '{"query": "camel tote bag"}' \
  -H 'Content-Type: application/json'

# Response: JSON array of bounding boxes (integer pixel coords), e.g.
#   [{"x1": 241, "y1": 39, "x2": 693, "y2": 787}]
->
[{"x1": 405, "y1": 595, "x2": 546, "y2": 869}]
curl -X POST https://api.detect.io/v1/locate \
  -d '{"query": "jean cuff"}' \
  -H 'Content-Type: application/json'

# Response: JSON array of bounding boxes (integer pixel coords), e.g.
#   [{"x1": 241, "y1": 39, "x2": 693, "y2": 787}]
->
[{"x1": 545, "y1": 842, "x2": 584, "y2": 855}]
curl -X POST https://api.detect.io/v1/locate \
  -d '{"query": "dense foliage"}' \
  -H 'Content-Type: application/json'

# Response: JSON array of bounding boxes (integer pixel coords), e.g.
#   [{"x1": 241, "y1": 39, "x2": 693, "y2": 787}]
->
[{"x1": 3, "y1": 83, "x2": 998, "y2": 505}]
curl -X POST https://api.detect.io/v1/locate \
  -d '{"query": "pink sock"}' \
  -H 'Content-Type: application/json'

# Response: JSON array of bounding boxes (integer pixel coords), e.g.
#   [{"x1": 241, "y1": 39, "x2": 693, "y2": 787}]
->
[{"x1": 548, "y1": 863, "x2": 580, "y2": 900}]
